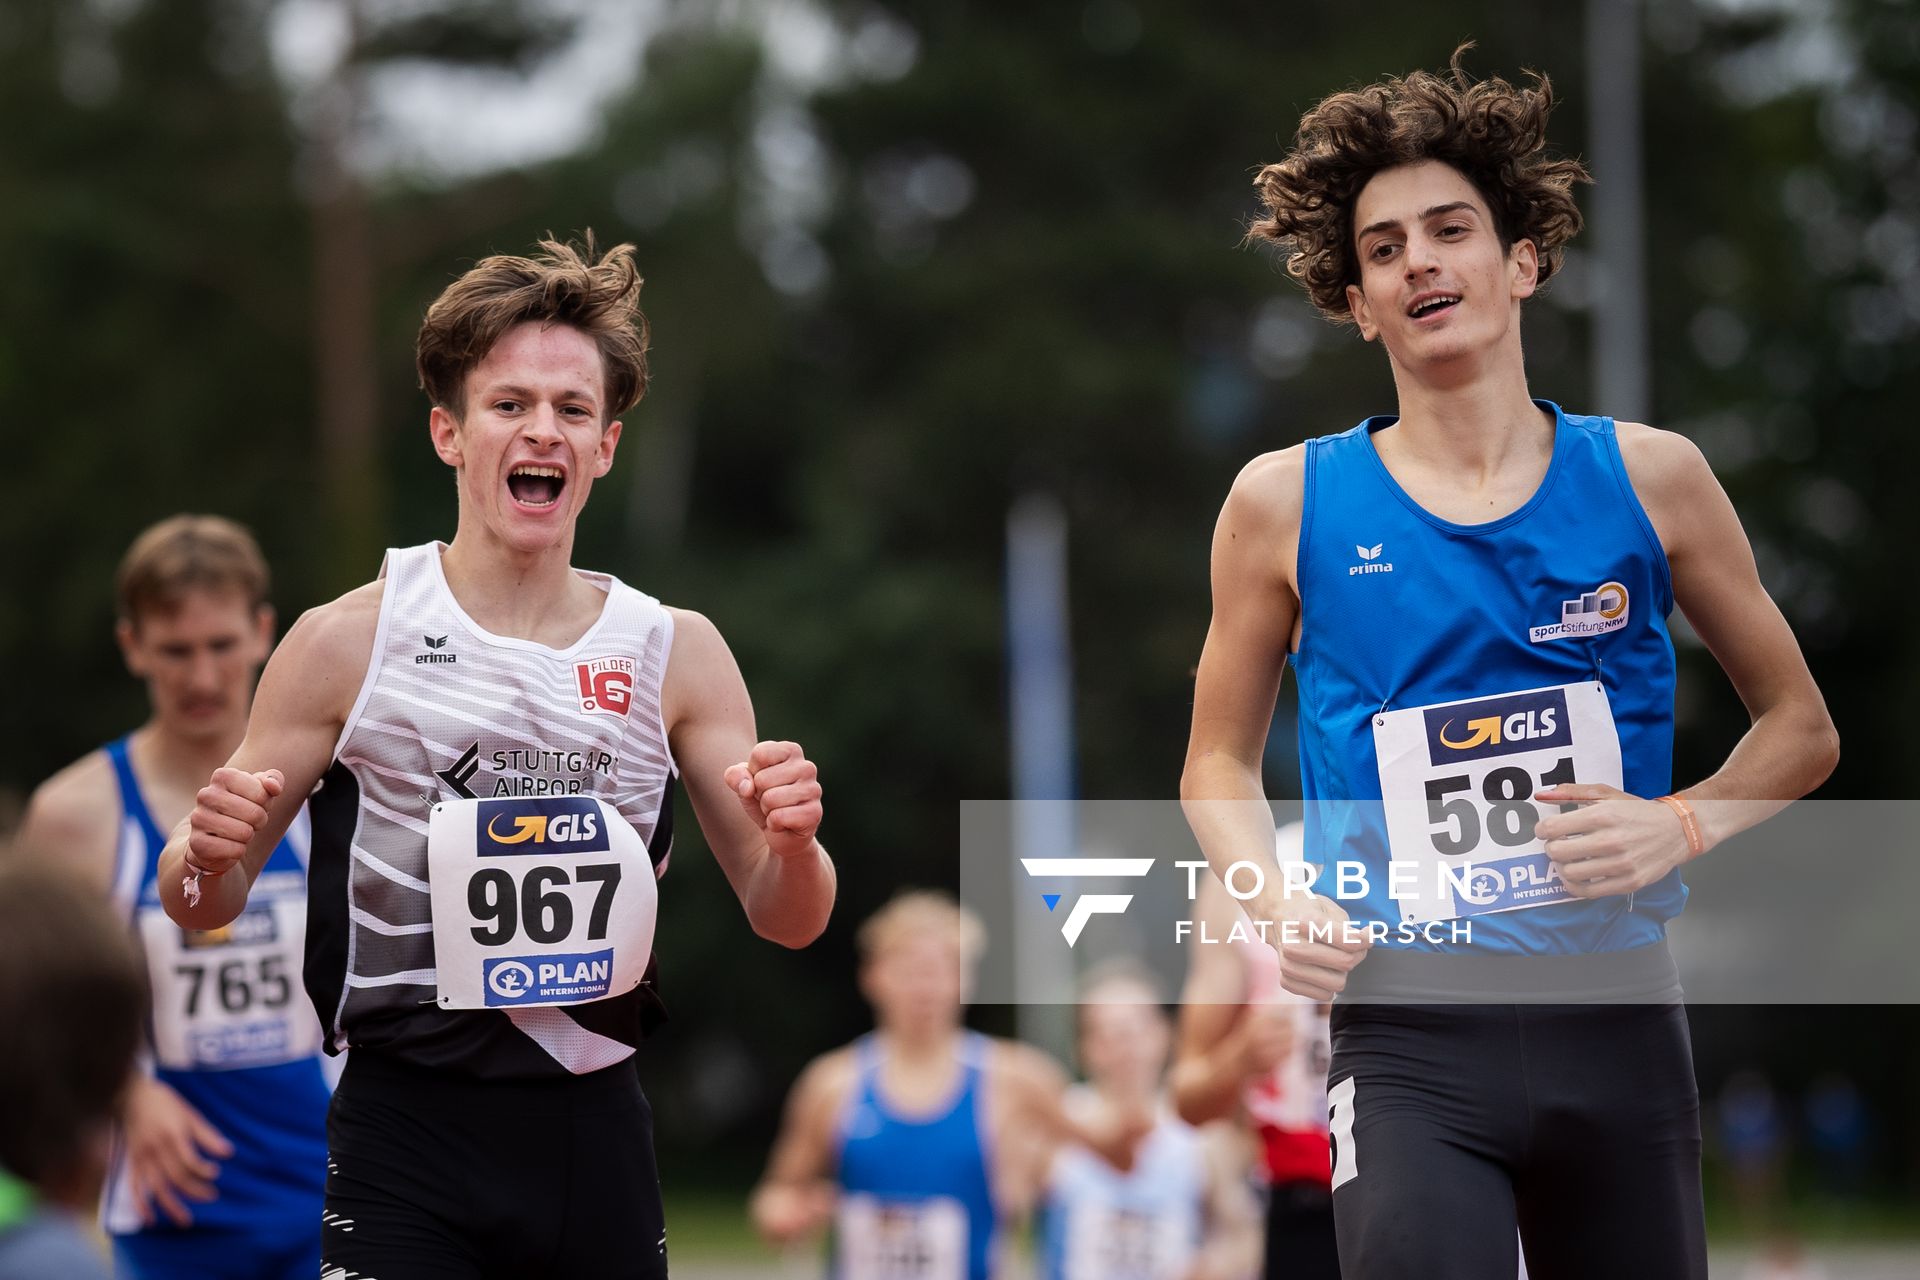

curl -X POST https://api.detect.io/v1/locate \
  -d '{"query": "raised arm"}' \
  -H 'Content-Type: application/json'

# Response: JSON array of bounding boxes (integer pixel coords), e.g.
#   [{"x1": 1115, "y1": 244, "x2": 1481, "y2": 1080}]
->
[
  {"x1": 159, "y1": 588, "x2": 378, "y2": 929},
  {"x1": 1535, "y1": 427, "x2": 1840, "y2": 894},
  {"x1": 661, "y1": 607, "x2": 834, "y2": 948}
]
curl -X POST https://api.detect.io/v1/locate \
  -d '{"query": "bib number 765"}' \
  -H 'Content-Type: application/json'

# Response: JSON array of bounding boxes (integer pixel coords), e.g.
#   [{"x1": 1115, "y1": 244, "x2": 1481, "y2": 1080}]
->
[{"x1": 467, "y1": 863, "x2": 622, "y2": 946}]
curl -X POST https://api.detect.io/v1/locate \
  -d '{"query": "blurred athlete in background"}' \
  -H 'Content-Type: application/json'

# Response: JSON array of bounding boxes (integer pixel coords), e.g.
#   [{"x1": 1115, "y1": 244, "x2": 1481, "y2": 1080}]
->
[{"x1": 17, "y1": 515, "x2": 329, "y2": 1280}]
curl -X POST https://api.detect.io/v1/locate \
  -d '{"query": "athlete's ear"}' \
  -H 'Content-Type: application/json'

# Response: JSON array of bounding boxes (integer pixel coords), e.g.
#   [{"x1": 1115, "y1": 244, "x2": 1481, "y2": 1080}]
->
[
  {"x1": 594, "y1": 419, "x2": 623, "y2": 478},
  {"x1": 429, "y1": 405, "x2": 464, "y2": 468},
  {"x1": 1346, "y1": 284, "x2": 1380, "y2": 343},
  {"x1": 1509, "y1": 238, "x2": 1540, "y2": 301},
  {"x1": 114, "y1": 617, "x2": 146, "y2": 679}
]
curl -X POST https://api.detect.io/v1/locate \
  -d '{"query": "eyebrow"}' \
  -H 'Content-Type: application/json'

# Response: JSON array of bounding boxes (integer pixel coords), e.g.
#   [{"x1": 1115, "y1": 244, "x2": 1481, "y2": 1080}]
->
[
  {"x1": 482, "y1": 383, "x2": 600, "y2": 405},
  {"x1": 1356, "y1": 201, "x2": 1479, "y2": 242}
]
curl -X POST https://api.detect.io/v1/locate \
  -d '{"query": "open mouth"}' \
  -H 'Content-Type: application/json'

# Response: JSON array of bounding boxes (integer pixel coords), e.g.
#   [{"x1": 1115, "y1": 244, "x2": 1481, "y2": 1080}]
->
[
  {"x1": 1408, "y1": 293, "x2": 1461, "y2": 320},
  {"x1": 506, "y1": 464, "x2": 565, "y2": 508}
]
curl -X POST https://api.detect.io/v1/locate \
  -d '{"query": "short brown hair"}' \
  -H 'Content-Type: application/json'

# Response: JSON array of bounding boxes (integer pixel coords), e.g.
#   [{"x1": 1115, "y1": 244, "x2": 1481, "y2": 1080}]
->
[
  {"x1": 0, "y1": 865, "x2": 146, "y2": 1185},
  {"x1": 415, "y1": 232, "x2": 650, "y2": 419},
  {"x1": 116, "y1": 514, "x2": 270, "y2": 625},
  {"x1": 1249, "y1": 46, "x2": 1591, "y2": 323}
]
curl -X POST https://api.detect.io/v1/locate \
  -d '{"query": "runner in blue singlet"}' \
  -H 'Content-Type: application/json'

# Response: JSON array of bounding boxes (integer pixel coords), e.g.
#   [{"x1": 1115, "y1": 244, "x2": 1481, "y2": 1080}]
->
[
  {"x1": 17, "y1": 516, "x2": 330, "y2": 1280},
  {"x1": 752, "y1": 892, "x2": 1151, "y2": 1280},
  {"x1": 1182, "y1": 50, "x2": 1837, "y2": 1280}
]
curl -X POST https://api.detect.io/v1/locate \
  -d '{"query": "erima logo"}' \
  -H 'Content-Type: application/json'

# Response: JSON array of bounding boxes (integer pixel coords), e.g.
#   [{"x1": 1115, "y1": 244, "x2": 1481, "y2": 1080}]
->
[
  {"x1": 1530, "y1": 581, "x2": 1629, "y2": 643},
  {"x1": 475, "y1": 797, "x2": 612, "y2": 855},
  {"x1": 1348, "y1": 543, "x2": 1393, "y2": 576},
  {"x1": 1020, "y1": 857, "x2": 1155, "y2": 946},
  {"x1": 416, "y1": 634, "x2": 457, "y2": 664}
]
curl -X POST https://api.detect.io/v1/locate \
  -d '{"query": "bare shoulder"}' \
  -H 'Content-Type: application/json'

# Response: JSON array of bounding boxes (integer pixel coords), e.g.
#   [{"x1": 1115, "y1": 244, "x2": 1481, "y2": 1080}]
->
[
  {"x1": 663, "y1": 606, "x2": 726, "y2": 661},
  {"x1": 294, "y1": 581, "x2": 385, "y2": 657},
  {"x1": 1613, "y1": 423, "x2": 1728, "y2": 557},
  {"x1": 659, "y1": 606, "x2": 747, "y2": 725},
  {"x1": 791, "y1": 1043, "x2": 860, "y2": 1114},
  {"x1": 1614, "y1": 422, "x2": 1717, "y2": 501},
  {"x1": 254, "y1": 581, "x2": 386, "y2": 729},
  {"x1": 17, "y1": 749, "x2": 120, "y2": 888},
  {"x1": 1222, "y1": 444, "x2": 1308, "y2": 531}
]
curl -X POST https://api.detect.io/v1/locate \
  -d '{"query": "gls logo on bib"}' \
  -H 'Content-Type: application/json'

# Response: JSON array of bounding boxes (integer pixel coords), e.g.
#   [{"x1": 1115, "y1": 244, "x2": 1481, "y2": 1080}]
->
[
  {"x1": 476, "y1": 797, "x2": 612, "y2": 856},
  {"x1": 1422, "y1": 688, "x2": 1572, "y2": 764}
]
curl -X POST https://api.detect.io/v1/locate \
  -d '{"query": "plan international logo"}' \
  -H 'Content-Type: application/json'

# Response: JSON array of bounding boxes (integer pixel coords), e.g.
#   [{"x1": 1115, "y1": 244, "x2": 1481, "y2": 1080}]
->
[{"x1": 1530, "y1": 581, "x2": 1629, "y2": 643}]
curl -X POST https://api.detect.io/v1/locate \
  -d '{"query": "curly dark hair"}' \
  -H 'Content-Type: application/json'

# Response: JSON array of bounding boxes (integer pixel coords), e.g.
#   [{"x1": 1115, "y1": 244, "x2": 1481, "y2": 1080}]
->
[
  {"x1": 417, "y1": 231, "x2": 650, "y2": 418},
  {"x1": 1249, "y1": 46, "x2": 1591, "y2": 324}
]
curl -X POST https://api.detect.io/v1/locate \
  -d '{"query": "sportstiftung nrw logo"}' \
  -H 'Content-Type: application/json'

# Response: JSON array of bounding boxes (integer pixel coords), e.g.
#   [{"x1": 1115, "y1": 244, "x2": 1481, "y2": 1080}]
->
[
  {"x1": 1349, "y1": 542, "x2": 1393, "y2": 576},
  {"x1": 1530, "y1": 581, "x2": 1629, "y2": 643},
  {"x1": 1019, "y1": 857, "x2": 1155, "y2": 946}
]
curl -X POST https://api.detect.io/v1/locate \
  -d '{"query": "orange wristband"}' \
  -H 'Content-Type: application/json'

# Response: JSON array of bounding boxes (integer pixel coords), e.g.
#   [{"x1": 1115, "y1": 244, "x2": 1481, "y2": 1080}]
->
[{"x1": 1656, "y1": 794, "x2": 1706, "y2": 860}]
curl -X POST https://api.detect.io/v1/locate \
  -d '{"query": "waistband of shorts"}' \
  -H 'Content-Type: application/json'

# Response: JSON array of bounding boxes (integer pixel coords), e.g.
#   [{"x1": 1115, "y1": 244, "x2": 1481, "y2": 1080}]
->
[
  {"x1": 1336, "y1": 940, "x2": 1683, "y2": 1004},
  {"x1": 338, "y1": 1051, "x2": 643, "y2": 1113}
]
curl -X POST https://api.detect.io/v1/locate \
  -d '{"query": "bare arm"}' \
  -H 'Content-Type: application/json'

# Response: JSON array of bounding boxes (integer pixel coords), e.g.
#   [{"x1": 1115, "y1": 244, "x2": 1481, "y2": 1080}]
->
[
  {"x1": 1181, "y1": 449, "x2": 1367, "y2": 997},
  {"x1": 750, "y1": 1048, "x2": 854, "y2": 1245},
  {"x1": 1190, "y1": 1121, "x2": 1265, "y2": 1280},
  {"x1": 1172, "y1": 877, "x2": 1284, "y2": 1127},
  {"x1": 662, "y1": 607, "x2": 835, "y2": 948},
  {"x1": 1625, "y1": 425, "x2": 1840, "y2": 827},
  {"x1": 159, "y1": 587, "x2": 379, "y2": 929},
  {"x1": 14, "y1": 752, "x2": 122, "y2": 893},
  {"x1": 1536, "y1": 428, "x2": 1839, "y2": 892}
]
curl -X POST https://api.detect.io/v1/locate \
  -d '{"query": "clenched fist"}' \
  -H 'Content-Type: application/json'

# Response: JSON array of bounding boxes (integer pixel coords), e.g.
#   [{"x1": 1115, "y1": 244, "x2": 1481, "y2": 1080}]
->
[
  {"x1": 724, "y1": 742, "x2": 823, "y2": 860},
  {"x1": 185, "y1": 767, "x2": 285, "y2": 878}
]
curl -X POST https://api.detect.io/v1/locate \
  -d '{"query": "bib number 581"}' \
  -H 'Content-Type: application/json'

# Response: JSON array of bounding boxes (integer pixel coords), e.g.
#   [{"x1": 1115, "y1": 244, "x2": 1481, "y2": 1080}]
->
[
  {"x1": 467, "y1": 863, "x2": 622, "y2": 946},
  {"x1": 1423, "y1": 757, "x2": 1577, "y2": 856}
]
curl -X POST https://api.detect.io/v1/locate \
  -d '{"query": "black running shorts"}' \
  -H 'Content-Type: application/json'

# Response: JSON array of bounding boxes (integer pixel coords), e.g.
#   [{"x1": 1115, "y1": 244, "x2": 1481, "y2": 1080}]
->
[
  {"x1": 321, "y1": 1053, "x2": 669, "y2": 1280},
  {"x1": 1327, "y1": 981, "x2": 1705, "y2": 1278}
]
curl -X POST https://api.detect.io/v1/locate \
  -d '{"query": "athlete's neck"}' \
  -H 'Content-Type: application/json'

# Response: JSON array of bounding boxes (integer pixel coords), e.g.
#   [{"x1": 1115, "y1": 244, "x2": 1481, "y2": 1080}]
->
[
  {"x1": 439, "y1": 533, "x2": 603, "y2": 647},
  {"x1": 878, "y1": 1024, "x2": 963, "y2": 1066},
  {"x1": 1378, "y1": 360, "x2": 1548, "y2": 484}
]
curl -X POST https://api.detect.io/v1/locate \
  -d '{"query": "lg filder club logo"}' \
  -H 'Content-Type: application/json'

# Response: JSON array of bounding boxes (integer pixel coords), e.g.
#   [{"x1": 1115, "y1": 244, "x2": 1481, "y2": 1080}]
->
[{"x1": 576, "y1": 655, "x2": 636, "y2": 716}]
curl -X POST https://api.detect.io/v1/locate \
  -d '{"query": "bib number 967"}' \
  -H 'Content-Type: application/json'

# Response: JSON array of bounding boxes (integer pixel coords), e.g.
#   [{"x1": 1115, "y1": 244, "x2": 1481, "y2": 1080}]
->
[{"x1": 467, "y1": 863, "x2": 623, "y2": 946}]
